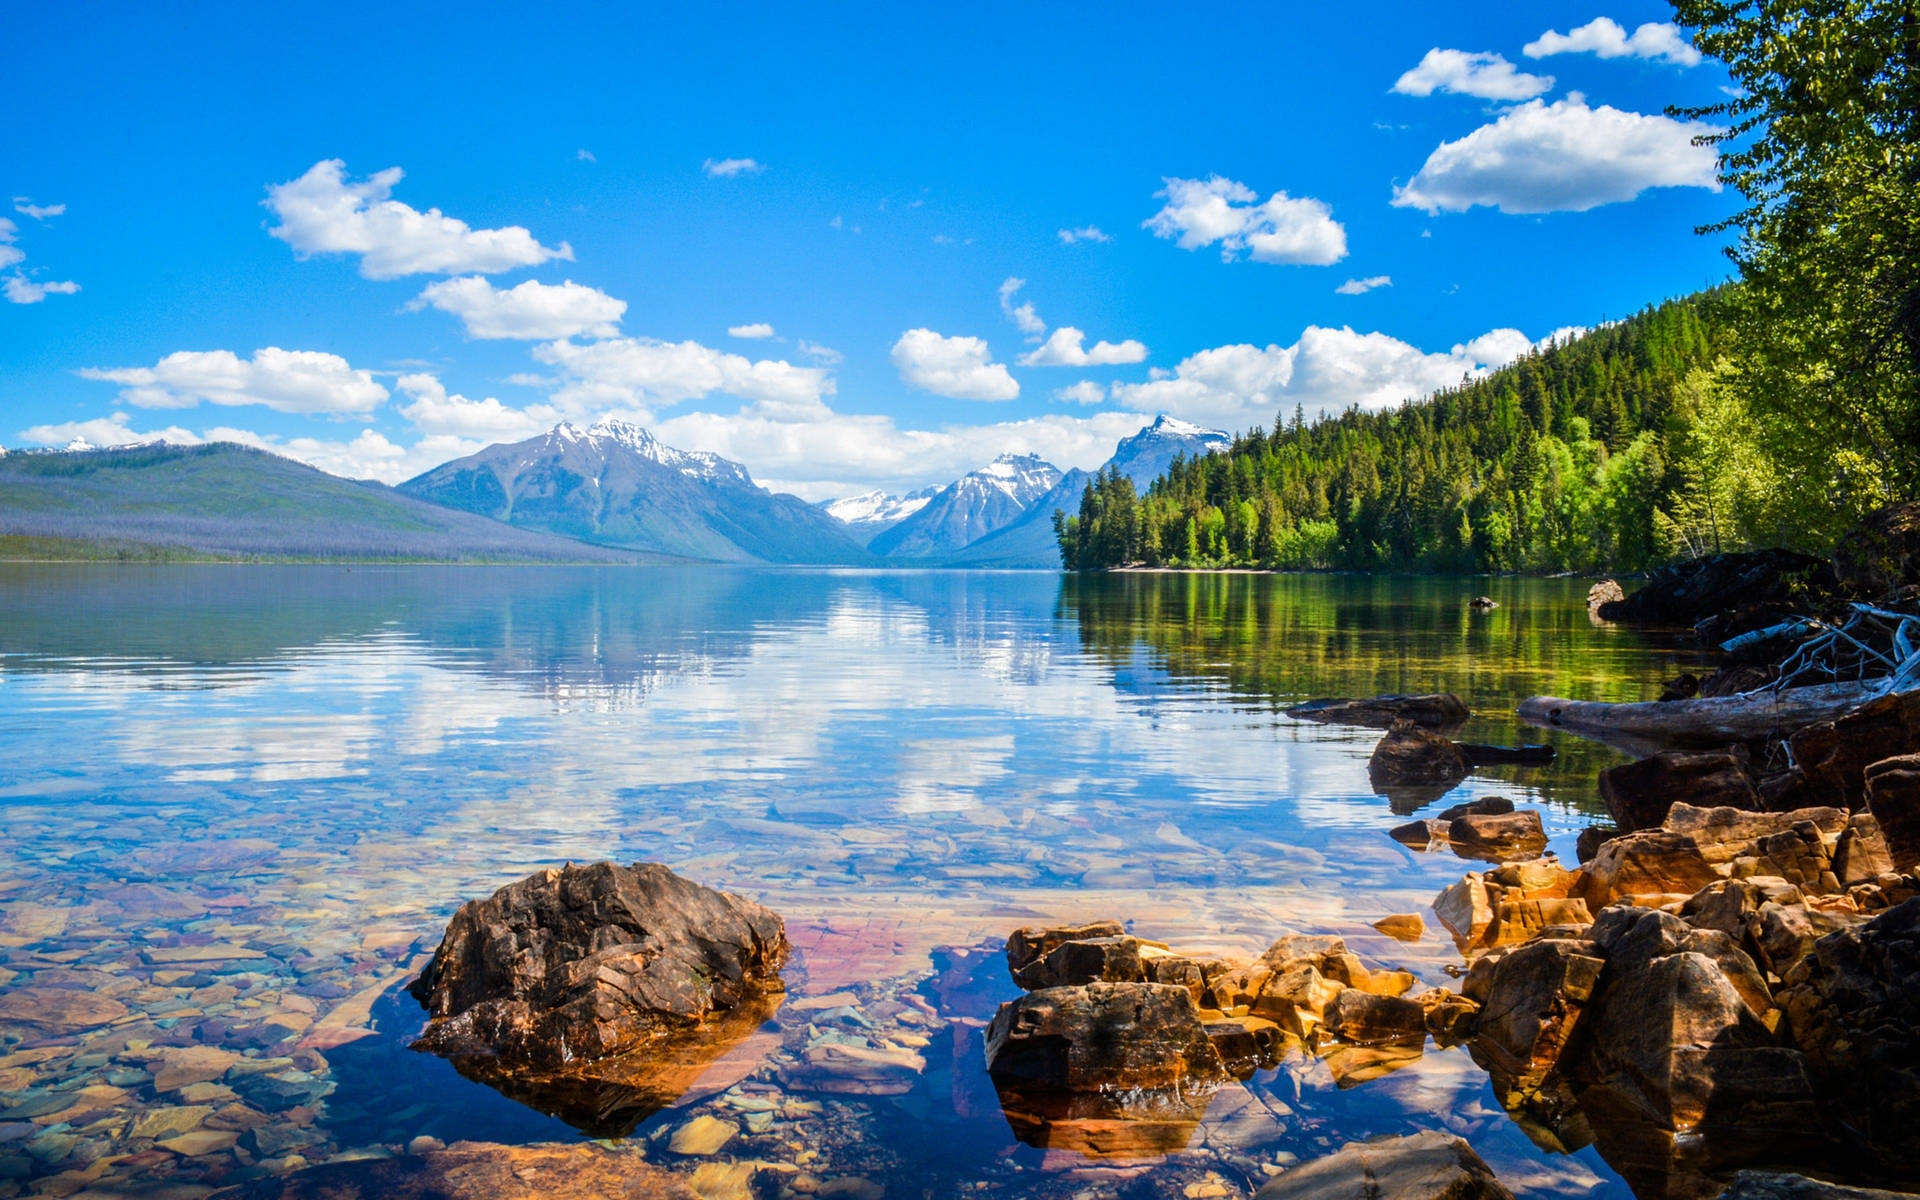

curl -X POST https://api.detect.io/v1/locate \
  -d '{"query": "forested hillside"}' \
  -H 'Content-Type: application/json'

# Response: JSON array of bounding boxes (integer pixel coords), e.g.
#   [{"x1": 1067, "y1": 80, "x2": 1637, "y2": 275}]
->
[{"x1": 1057, "y1": 293, "x2": 1732, "y2": 573}]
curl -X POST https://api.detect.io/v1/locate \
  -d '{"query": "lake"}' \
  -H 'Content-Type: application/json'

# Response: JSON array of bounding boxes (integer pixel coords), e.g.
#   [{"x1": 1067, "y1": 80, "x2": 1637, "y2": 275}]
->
[{"x1": 0, "y1": 565, "x2": 1701, "y2": 1198}]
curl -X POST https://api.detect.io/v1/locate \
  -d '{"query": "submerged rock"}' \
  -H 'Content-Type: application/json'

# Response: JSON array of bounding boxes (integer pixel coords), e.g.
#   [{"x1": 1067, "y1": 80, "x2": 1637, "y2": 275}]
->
[
  {"x1": 409, "y1": 862, "x2": 788, "y2": 1069},
  {"x1": 1252, "y1": 1130, "x2": 1515, "y2": 1200},
  {"x1": 208, "y1": 1140, "x2": 696, "y2": 1199},
  {"x1": 1287, "y1": 693, "x2": 1471, "y2": 730}
]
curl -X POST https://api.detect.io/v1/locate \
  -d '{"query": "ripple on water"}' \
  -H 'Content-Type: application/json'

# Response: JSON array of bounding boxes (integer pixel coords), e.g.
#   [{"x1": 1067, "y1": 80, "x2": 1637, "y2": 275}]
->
[{"x1": 0, "y1": 566, "x2": 1694, "y2": 1196}]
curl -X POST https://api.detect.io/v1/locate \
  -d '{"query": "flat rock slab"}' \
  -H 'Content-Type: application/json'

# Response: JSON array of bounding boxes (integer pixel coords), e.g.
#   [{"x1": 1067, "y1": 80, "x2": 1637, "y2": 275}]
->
[
  {"x1": 208, "y1": 1141, "x2": 697, "y2": 1200},
  {"x1": 1254, "y1": 1130, "x2": 1515, "y2": 1200},
  {"x1": 0, "y1": 988, "x2": 129, "y2": 1031}
]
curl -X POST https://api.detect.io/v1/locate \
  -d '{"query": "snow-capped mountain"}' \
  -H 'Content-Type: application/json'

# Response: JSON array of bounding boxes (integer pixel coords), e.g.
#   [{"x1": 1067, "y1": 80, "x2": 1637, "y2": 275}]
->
[
  {"x1": 946, "y1": 415, "x2": 1230, "y2": 566},
  {"x1": 400, "y1": 421, "x2": 870, "y2": 564},
  {"x1": 817, "y1": 486, "x2": 941, "y2": 545},
  {"x1": 562, "y1": 418, "x2": 753, "y2": 487},
  {"x1": 868, "y1": 453, "x2": 1064, "y2": 559}
]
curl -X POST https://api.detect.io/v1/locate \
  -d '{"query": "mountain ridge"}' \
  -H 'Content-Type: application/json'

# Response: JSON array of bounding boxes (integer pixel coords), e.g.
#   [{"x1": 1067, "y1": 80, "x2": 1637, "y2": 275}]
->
[
  {"x1": 0, "y1": 442, "x2": 657, "y2": 562},
  {"x1": 400, "y1": 420, "x2": 871, "y2": 564},
  {"x1": 867, "y1": 453, "x2": 1063, "y2": 559}
]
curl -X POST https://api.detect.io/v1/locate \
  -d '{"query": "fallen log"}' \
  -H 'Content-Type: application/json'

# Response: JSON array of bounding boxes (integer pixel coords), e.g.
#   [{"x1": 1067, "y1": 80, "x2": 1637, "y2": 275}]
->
[{"x1": 1518, "y1": 680, "x2": 1883, "y2": 751}]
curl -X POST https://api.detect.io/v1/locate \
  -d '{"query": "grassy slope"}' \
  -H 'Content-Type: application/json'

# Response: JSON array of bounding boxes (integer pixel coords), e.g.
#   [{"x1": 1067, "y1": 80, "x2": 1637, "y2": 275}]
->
[{"x1": 0, "y1": 443, "x2": 665, "y2": 563}]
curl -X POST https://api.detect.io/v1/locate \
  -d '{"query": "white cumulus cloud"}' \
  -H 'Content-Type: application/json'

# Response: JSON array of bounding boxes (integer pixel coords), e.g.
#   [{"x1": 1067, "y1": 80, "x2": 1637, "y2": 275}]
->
[
  {"x1": 1057, "y1": 226, "x2": 1112, "y2": 244},
  {"x1": 889, "y1": 329, "x2": 1020, "y2": 402},
  {"x1": 75, "y1": 347, "x2": 389, "y2": 414},
  {"x1": 533, "y1": 336, "x2": 835, "y2": 420},
  {"x1": 728, "y1": 323, "x2": 776, "y2": 339},
  {"x1": 396, "y1": 374, "x2": 556, "y2": 442},
  {"x1": 5, "y1": 275, "x2": 80, "y2": 304},
  {"x1": 1525, "y1": 18, "x2": 1702, "y2": 67},
  {"x1": 13, "y1": 199, "x2": 65, "y2": 221},
  {"x1": 265, "y1": 159, "x2": 573, "y2": 279},
  {"x1": 654, "y1": 404, "x2": 1152, "y2": 501},
  {"x1": 1053, "y1": 381, "x2": 1109, "y2": 406},
  {"x1": 0, "y1": 218, "x2": 20, "y2": 270},
  {"x1": 18, "y1": 413, "x2": 199, "y2": 450},
  {"x1": 1018, "y1": 327, "x2": 1149, "y2": 367},
  {"x1": 1392, "y1": 49, "x2": 1554, "y2": 100},
  {"x1": 1336, "y1": 275, "x2": 1392, "y2": 295},
  {"x1": 1393, "y1": 95, "x2": 1721, "y2": 215},
  {"x1": 409, "y1": 276, "x2": 625, "y2": 340},
  {"x1": 703, "y1": 157, "x2": 765, "y2": 178},
  {"x1": 1110, "y1": 324, "x2": 1556, "y2": 429},
  {"x1": 1144, "y1": 176, "x2": 1347, "y2": 266},
  {"x1": 998, "y1": 278, "x2": 1046, "y2": 340}
]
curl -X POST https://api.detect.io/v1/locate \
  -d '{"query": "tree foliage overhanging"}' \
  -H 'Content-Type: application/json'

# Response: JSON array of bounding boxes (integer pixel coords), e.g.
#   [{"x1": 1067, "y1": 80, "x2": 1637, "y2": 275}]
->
[{"x1": 1060, "y1": 0, "x2": 1920, "y2": 574}]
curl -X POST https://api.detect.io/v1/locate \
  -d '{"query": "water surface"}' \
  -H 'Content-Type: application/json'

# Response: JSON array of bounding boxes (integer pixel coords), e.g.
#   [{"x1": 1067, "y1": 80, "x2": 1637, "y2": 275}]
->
[{"x1": 0, "y1": 566, "x2": 1699, "y2": 1197}]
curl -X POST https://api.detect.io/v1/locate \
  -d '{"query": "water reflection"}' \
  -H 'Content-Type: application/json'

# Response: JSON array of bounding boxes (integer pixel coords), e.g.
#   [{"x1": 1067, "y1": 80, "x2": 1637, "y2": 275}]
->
[{"x1": 0, "y1": 565, "x2": 1698, "y2": 1198}]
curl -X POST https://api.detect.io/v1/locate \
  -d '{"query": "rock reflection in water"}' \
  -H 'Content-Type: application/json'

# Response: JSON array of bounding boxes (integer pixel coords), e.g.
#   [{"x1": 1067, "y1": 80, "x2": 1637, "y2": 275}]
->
[
  {"x1": 435, "y1": 996, "x2": 785, "y2": 1138},
  {"x1": 993, "y1": 1079, "x2": 1215, "y2": 1158}
]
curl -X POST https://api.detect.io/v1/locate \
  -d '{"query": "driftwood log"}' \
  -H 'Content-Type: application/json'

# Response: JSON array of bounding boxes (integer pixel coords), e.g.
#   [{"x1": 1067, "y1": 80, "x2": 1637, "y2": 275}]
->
[{"x1": 1518, "y1": 681, "x2": 1882, "y2": 752}]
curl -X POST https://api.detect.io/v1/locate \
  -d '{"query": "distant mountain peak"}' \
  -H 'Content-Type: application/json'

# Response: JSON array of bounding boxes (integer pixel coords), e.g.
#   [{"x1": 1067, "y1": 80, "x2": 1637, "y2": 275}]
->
[
  {"x1": 536, "y1": 418, "x2": 755, "y2": 488},
  {"x1": 1141, "y1": 413, "x2": 1214, "y2": 439}
]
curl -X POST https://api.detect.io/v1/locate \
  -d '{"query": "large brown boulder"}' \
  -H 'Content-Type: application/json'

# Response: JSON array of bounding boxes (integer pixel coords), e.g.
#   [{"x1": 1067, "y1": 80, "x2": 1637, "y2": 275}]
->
[
  {"x1": 1252, "y1": 1130, "x2": 1515, "y2": 1200},
  {"x1": 1867, "y1": 755, "x2": 1920, "y2": 869},
  {"x1": 1787, "y1": 693, "x2": 1920, "y2": 811},
  {"x1": 409, "y1": 862, "x2": 788, "y2": 1068},
  {"x1": 1833, "y1": 501, "x2": 1920, "y2": 598},
  {"x1": 1286, "y1": 693, "x2": 1470, "y2": 730},
  {"x1": 1573, "y1": 908, "x2": 1825, "y2": 1177},
  {"x1": 983, "y1": 982, "x2": 1228, "y2": 1093},
  {"x1": 1369, "y1": 720, "x2": 1471, "y2": 789},
  {"x1": 1599, "y1": 751, "x2": 1758, "y2": 832},
  {"x1": 1779, "y1": 897, "x2": 1920, "y2": 1179},
  {"x1": 1577, "y1": 804, "x2": 1852, "y2": 908},
  {"x1": 1464, "y1": 937, "x2": 1604, "y2": 1089}
]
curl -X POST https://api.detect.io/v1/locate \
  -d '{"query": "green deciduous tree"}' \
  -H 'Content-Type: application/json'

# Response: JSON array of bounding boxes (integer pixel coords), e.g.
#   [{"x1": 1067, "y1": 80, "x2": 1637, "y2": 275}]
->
[{"x1": 1672, "y1": 0, "x2": 1920, "y2": 510}]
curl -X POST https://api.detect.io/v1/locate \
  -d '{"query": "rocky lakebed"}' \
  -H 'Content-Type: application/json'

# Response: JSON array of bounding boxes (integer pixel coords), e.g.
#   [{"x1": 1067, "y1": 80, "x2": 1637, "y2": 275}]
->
[{"x1": 4, "y1": 545, "x2": 1920, "y2": 1200}]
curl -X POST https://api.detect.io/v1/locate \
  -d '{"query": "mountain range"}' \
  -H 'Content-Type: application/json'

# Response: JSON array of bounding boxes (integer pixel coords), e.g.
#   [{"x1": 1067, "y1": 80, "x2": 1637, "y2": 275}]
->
[
  {"x1": 817, "y1": 488, "x2": 940, "y2": 544},
  {"x1": 399, "y1": 419, "x2": 870, "y2": 564},
  {"x1": 0, "y1": 442, "x2": 655, "y2": 563},
  {"x1": 865, "y1": 454, "x2": 1062, "y2": 559},
  {"x1": 0, "y1": 413, "x2": 1228, "y2": 566},
  {"x1": 946, "y1": 416, "x2": 1232, "y2": 567}
]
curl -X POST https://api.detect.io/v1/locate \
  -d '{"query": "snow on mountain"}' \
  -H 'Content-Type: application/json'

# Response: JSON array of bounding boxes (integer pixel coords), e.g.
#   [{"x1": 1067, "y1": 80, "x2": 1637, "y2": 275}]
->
[
  {"x1": 400, "y1": 421, "x2": 869, "y2": 564},
  {"x1": 944, "y1": 414, "x2": 1230, "y2": 566},
  {"x1": 818, "y1": 486, "x2": 941, "y2": 544},
  {"x1": 868, "y1": 453, "x2": 1063, "y2": 558},
  {"x1": 562, "y1": 418, "x2": 755, "y2": 488}
]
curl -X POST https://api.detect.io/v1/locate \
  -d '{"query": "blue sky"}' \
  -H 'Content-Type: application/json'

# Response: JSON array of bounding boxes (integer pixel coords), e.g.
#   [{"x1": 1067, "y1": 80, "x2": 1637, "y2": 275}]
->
[{"x1": 1, "y1": 1, "x2": 1736, "y2": 498}]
